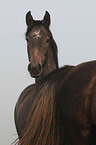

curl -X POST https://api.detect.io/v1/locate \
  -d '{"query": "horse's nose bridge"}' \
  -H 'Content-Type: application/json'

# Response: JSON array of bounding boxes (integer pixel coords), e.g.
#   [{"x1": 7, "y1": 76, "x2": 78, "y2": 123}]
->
[
  {"x1": 30, "y1": 48, "x2": 42, "y2": 65},
  {"x1": 34, "y1": 47, "x2": 39, "y2": 55},
  {"x1": 30, "y1": 47, "x2": 39, "y2": 58},
  {"x1": 31, "y1": 59, "x2": 40, "y2": 68}
]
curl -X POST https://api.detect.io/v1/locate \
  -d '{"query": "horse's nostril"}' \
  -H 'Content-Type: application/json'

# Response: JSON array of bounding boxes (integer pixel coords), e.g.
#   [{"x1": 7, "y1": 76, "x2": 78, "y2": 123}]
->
[
  {"x1": 38, "y1": 64, "x2": 41, "y2": 71},
  {"x1": 28, "y1": 63, "x2": 32, "y2": 72}
]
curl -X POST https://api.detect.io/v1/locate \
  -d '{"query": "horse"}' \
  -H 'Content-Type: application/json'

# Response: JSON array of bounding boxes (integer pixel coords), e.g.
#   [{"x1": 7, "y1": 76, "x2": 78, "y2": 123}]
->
[
  {"x1": 14, "y1": 11, "x2": 75, "y2": 143},
  {"x1": 19, "y1": 61, "x2": 96, "y2": 145},
  {"x1": 18, "y1": 60, "x2": 96, "y2": 145},
  {"x1": 14, "y1": 11, "x2": 59, "y2": 138}
]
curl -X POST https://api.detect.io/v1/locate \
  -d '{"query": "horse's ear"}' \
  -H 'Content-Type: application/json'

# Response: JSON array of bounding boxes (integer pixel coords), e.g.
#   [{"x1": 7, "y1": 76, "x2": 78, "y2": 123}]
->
[
  {"x1": 43, "y1": 11, "x2": 50, "y2": 28},
  {"x1": 26, "y1": 11, "x2": 34, "y2": 27}
]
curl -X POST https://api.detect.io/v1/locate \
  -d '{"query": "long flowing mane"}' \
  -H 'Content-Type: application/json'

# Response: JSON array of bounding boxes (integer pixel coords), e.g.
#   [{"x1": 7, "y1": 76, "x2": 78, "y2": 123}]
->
[{"x1": 18, "y1": 66, "x2": 74, "y2": 145}]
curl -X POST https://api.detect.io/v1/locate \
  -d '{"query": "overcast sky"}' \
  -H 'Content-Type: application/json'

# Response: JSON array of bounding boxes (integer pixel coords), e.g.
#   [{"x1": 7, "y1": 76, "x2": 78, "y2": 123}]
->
[{"x1": 0, "y1": 0, "x2": 96, "y2": 144}]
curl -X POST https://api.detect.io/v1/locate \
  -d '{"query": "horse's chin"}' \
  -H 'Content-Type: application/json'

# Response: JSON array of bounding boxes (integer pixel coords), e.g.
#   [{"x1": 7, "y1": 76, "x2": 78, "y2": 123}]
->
[{"x1": 30, "y1": 71, "x2": 42, "y2": 78}]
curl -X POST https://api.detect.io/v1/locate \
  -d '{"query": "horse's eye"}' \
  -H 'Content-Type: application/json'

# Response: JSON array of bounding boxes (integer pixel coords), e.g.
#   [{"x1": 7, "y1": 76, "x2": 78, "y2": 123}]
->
[{"x1": 46, "y1": 39, "x2": 50, "y2": 43}]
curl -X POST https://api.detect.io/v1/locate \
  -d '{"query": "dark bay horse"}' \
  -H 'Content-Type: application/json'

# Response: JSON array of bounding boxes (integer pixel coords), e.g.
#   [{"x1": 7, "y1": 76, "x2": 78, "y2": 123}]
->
[
  {"x1": 14, "y1": 11, "x2": 59, "y2": 138},
  {"x1": 18, "y1": 60, "x2": 96, "y2": 145},
  {"x1": 14, "y1": 11, "x2": 75, "y2": 143}
]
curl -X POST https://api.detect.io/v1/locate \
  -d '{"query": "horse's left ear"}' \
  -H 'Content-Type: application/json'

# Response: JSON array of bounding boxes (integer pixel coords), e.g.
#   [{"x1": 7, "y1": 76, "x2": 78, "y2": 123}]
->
[{"x1": 43, "y1": 11, "x2": 50, "y2": 28}]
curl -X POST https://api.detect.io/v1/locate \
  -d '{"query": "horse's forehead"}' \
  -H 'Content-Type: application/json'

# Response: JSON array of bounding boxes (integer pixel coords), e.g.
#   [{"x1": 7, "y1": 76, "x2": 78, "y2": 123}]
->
[{"x1": 30, "y1": 26, "x2": 49, "y2": 39}]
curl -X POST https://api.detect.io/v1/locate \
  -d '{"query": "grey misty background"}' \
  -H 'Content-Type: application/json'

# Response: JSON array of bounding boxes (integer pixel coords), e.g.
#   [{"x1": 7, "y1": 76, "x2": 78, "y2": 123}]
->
[{"x1": 0, "y1": 0, "x2": 96, "y2": 144}]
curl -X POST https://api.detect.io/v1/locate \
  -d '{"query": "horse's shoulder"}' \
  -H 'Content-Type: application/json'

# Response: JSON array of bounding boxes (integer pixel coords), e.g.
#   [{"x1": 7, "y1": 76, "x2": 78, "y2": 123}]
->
[
  {"x1": 14, "y1": 84, "x2": 36, "y2": 117},
  {"x1": 17, "y1": 84, "x2": 35, "y2": 105},
  {"x1": 14, "y1": 84, "x2": 36, "y2": 135}
]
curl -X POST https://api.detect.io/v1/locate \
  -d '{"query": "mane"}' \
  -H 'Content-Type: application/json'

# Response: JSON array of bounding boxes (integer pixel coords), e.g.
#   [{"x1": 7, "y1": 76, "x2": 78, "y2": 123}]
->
[
  {"x1": 18, "y1": 65, "x2": 74, "y2": 145},
  {"x1": 26, "y1": 21, "x2": 59, "y2": 68}
]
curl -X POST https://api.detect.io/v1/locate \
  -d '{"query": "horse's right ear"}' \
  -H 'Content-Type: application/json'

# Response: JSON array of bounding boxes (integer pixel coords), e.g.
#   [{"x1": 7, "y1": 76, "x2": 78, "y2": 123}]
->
[
  {"x1": 26, "y1": 11, "x2": 34, "y2": 27},
  {"x1": 43, "y1": 11, "x2": 50, "y2": 28}
]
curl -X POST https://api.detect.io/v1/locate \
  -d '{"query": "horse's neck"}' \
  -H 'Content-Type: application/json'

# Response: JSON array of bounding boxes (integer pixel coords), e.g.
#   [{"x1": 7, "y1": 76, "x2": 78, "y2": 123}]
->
[
  {"x1": 35, "y1": 77, "x2": 42, "y2": 89},
  {"x1": 35, "y1": 48, "x2": 58, "y2": 89},
  {"x1": 35, "y1": 63, "x2": 57, "y2": 89},
  {"x1": 43, "y1": 47, "x2": 58, "y2": 75}
]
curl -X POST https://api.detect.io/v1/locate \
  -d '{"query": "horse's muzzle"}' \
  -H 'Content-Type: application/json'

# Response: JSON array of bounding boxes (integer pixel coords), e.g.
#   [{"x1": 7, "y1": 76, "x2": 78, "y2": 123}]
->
[{"x1": 28, "y1": 62, "x2": 42, "y2": 78}]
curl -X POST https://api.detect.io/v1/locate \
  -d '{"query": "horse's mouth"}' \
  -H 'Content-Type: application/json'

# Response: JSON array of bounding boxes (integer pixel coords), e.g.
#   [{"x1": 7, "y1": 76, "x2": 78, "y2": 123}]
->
[
  {"x1": 30, "y1": 72, "x2": 42, "y2": 78},
  {"x1": 29, "y1": 68, "x2": 43, "y2": 78}
]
